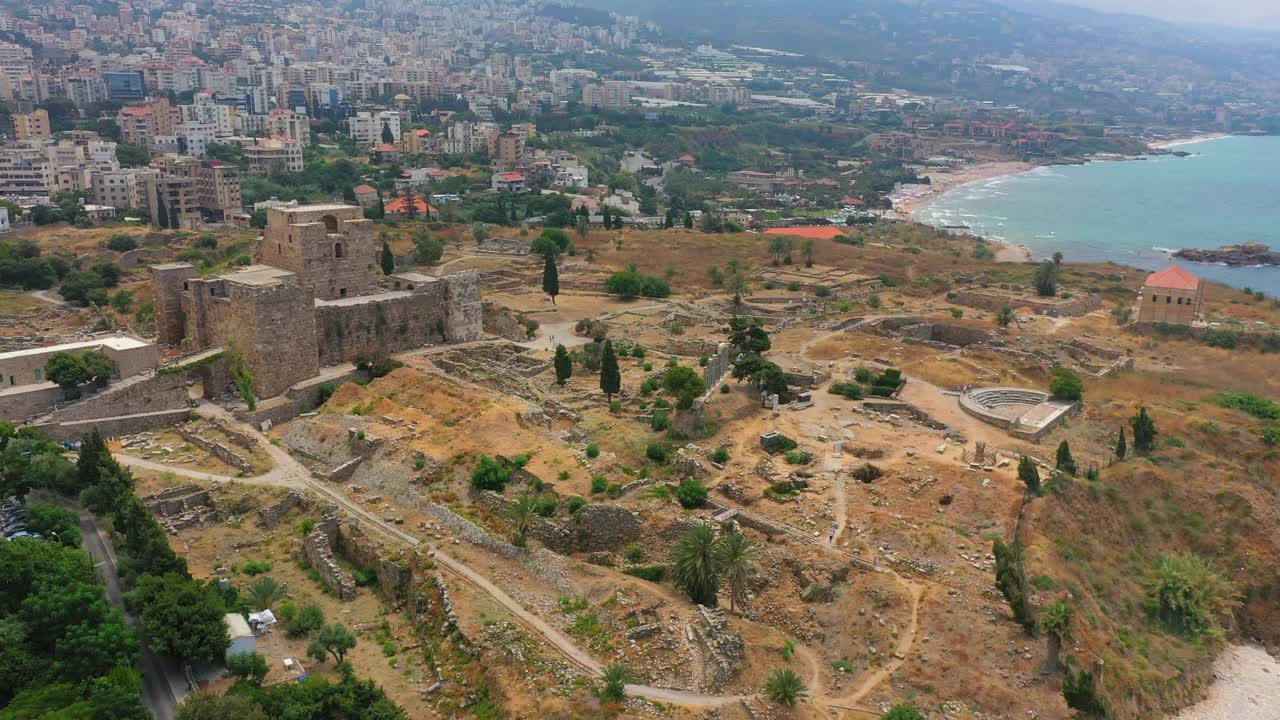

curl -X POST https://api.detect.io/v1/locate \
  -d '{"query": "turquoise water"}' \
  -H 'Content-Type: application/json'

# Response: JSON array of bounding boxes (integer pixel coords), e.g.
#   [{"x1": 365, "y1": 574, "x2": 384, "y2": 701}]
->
[{"x1": 914, "y1": 136, "x2": 1280, "y2": 295}]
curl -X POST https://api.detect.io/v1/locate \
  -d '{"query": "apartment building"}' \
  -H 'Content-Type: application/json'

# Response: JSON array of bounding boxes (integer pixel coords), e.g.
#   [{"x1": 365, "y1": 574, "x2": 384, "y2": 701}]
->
[
  {"x1": 117, "y1": 106, "x2": 157, "y2": 145},
  {"x1": 13, "y1": 109, "x2": 50, "y2": 142},
  {"x1": 347, "y1": 110, "x2": 402, "y2": 146},
  {"x1": 0, "y1": 145, "x2": 53, "y2": 197},
  {"x1": 244, "y1": 138, "x2": 303, "y2": 174},
  {"x1": 490, "y1": 131, "x2": 525, "y2": 168},
  {"x1": 582, "y1": 81, "x2": 631, "y2": 111},
  {"x1": 151, "y1": 155, "x2": 243, "y2": 221},
  {"x1": 92, "y1": 168, "x2": 160, "y2": 213},
  {"x1": 155, "y1": 175, "x2": 200, "y2": 229}
]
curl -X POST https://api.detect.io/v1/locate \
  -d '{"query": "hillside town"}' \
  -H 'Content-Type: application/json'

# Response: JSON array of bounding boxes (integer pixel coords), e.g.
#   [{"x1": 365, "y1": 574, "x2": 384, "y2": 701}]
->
[{"x1": 1, "y1": 3, "x2": 1279, "y2": 720}]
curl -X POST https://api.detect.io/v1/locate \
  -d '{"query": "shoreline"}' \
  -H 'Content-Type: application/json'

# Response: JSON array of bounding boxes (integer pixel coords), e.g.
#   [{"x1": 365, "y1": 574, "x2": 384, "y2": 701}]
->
[
  {"x1": 890, "y1": 160, "x2": 1036, "y2": 263},
  {"x1": 1147, "y1": 132, "x2": 1232, "y2": 150}
]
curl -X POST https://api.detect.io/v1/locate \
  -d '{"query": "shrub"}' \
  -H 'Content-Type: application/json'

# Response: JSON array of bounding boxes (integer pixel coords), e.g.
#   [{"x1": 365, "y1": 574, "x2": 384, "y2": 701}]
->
[
  {"x1": 471, "y1": 455, "x2": 512, "y2": 492},
  {"x1": 764, "y1": 669, "x2": 807, "y2": 706},
  {"x1": 567, "y1": 496, "x2": 588, "y2": 514},
  {"x1": 720, "y1": 383, "x2": 730, "y2": 393},
  {"x1": 646, "y1": 443, "x2": 669, "y2": 463},
  {"x1": 623, "y1": 544, "x2": 646, "y2": 562},
  {"x1": 1145, "y1": 553, "x2": 1236, "y2": 640},
  {"x1": 609, "y1": 400, "x2": 622, "y2": 413},
  {"x1": 711, "y1": 446, "x2": 730, "y2": 464},
  {"x1": 852, "y1": 464, "x2": 882, "y2": 483},
  {"x1": 591, "y1": 475, "x2": 608, "y2": 494},
  {"x1": 883, "y1": 704, "x2": 926, "y2": 720},
  {"x1": 623, "y1": 565, "x2": 666, "y2": 582},
  {"x1": 651, "y1": 410, "x2": 670, "y2": 431},
  {"x1": 784, "y1": 450, "x2": 812, "y2": 465},
  {"x1": 853, "y1": 367, "x2": 874, "y2": 383},
  {"x1": 1049, "y1": 367, "x2": 1084, "y2": 401},
  {"x1": 654, "y1": 397, "x2": 670, "y2": 409},
  {"x1": 585, "y1": 443, "x2": 600, "y2": 458},
  {"x1": 829, "y1": 382, "x2": 863, "y2": 399},
  {"x1": 242, "y1": 560, "x2": 271, "y2": 575},
  {"x1": 533, "y1": 496, "x2": 558, "y2": 517},
  {"x1": 285, "y1": 603, "x2": 325, "y2": 638},
  {"x1": 1202, "y1": 329, "x2": 1239, "y2": 349},
  {"x1": 675, "y1": 479, "x2": 708, "y2": 508},
  {"x1": 316, "y1": 382, "x2": 337, "y2": 405},
  {"x1": 107, "y1": 234, "x2": 139, "y2": 252}
]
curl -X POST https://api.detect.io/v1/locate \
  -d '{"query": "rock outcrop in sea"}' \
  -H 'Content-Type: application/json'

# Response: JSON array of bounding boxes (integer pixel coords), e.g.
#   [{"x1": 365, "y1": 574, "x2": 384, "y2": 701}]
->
[{"x1": 1172, "y1": 242, "x2": 1280, "y2": 267}]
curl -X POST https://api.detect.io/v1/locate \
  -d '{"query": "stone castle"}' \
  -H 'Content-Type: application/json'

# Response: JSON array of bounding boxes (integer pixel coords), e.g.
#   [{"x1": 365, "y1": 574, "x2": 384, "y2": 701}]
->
[{"x1": 151, "y1": 204, "x2": 482, "y2": 398}]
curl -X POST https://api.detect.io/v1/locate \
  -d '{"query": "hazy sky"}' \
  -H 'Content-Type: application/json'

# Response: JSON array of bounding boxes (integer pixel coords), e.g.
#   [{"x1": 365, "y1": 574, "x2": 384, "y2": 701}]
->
[{"x1": 1068, "y1": 0, "x2": 1280, "y2": 29}]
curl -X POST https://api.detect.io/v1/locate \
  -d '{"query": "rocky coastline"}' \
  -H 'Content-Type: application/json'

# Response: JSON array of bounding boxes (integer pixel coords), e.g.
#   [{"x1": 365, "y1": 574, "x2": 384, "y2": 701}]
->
[{"x1": 1172, "y1": 242, "x2": 1280, "y2": 267}]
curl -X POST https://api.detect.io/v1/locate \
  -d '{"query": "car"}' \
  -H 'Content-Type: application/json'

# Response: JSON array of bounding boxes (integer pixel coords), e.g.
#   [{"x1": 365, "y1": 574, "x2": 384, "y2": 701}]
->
[{"x1": 6, "y1": 531, "x2": 42, "y2": 541}]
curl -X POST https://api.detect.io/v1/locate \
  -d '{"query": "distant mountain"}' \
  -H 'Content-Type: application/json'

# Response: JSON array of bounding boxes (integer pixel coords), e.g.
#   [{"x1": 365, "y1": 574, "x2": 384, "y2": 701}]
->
[{"x1": 583, "y1": 0, "x2": 1280, "y2": 96}]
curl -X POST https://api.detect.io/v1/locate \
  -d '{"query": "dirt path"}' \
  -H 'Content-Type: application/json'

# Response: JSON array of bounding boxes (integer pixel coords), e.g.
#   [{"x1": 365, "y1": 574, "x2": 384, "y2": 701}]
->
[
  {"x1": 29, "y1": 289, "x2": 67, "y2": 306},
  {"x1": 117, "y1": 404, "x2": 749, "y2": 709}
]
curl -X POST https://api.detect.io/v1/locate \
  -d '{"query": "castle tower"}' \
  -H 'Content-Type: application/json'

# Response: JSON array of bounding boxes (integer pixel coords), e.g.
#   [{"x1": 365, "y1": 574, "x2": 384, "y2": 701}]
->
[{"x1": 260, "y1": 204, "x2": 378, "y2": 300}]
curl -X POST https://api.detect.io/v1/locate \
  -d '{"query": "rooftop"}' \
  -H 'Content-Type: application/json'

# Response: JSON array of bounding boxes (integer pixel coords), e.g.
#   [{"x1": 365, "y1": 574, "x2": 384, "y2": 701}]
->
[
  {"x1": 220, "y1": 265, "x2": 296, "y2": 287},
  {"x1": 0, "y1": 335, "x2": 151, "y2": 361},
  {"x1": 1144, "y1": 266, "x2": 1200, "y2": 291}
]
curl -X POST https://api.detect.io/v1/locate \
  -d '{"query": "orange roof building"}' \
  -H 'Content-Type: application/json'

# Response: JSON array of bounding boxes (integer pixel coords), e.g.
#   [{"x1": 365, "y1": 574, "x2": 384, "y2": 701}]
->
[
  {"x1": 763, "y1": 226, "x2": 847, "y2": 241},
  {"x1": 1137, "y1": 266, "x2": 1203, "y2": 325},
  {"x1": 384, "y1": 196, "x2": 438, "y2": 217}
]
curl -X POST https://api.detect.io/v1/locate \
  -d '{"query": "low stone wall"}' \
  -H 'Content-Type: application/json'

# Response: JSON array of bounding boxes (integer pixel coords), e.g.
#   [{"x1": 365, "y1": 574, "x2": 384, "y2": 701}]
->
[
  {"x1": 862, "y1": 401, "x2": 951, "y2": 432},
  {"x1": 142, "y1": 483, "x2": 211, "y2": 516},
  {"x1": 947, "y1": 287, "x2": 1102, "y2": 317},
  {"x1": 258, "y1": 491, "x2": 309, "y2": 528},
  {"x1": 35, "y1": 408, "x2": 192, "y2": 442},
  {"x1": 301, "y1": 525, "x2": 357, "y2": 601},
  {"x1": 175, "y1": 423, "x2": 254, "y2": 474},
  {"x1": 337, "y1": 521, "x2": 413, "y2": 602},
  {"x1": 45, "y1": 373, "x2": 188, "y2": 423}
]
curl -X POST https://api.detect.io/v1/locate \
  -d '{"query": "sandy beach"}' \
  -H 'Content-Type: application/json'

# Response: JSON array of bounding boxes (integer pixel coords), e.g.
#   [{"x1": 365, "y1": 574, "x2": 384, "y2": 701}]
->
[
  {"x1": 1148, "y1": 132, "x2": 1232, "y2": 150},
  {"x1": 890, "y1": 160, "x2": 1035, "y2": 262}
]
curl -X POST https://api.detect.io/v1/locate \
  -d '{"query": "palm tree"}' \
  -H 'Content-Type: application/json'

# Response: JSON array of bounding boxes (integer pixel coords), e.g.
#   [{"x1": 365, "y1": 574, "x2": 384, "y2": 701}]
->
[
  {"x1": 508, "y1": 494, "x2": 537, "y2": 548},
  {"x1": 716, "y1": 529, "x2": 756, "y2": 613},
  {"x1": 671, "y1": 524, "x2": 721, "y2": 606},
  {"x1": 764, "y1": 669, "x2": 807, "y2": 706},
  {"x1": 248, "y1": 576, "x2": 286, "y2": 611},
  {"x1": 600, "y1": 663, "x2": 629, "y2": 704}
]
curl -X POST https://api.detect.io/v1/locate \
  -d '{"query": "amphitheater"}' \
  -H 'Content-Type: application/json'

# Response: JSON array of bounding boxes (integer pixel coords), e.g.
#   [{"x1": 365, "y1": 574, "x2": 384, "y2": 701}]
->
[{"x1": 958, "y1": 387, "x2": 1079, "y2": 442}]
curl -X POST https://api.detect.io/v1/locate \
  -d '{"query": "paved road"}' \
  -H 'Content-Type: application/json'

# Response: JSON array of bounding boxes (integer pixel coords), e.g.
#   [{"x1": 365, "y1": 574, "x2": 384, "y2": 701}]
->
[{"x1": 74, "y1": 505, "x2": 183, "y2": 720}]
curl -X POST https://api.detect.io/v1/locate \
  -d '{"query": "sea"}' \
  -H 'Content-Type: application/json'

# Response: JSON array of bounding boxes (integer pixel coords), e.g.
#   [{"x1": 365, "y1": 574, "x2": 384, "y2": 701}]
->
[{"x1": 913, "y1": 135, "x2": 1280, "y2": 295}]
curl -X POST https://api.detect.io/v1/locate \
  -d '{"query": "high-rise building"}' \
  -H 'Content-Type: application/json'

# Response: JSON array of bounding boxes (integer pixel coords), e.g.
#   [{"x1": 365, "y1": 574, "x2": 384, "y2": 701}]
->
[
  {"x1": 105, "y1": 70, "x2": 146, "y2": 100},
  {"x1": 13, "y1": 109, "x2": 50, "y2": 142}
]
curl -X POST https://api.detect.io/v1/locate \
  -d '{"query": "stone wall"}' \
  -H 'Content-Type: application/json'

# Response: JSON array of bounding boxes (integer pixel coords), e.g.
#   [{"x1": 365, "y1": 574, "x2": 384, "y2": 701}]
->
[
  {"x1": 471, "y1": 491, "x2": 642, "y2": 554},
  {"x1": 947, "y1": 287, "x2": 1102, "y2": 317},
  {"x1": 316, "y1": 287, "x2": 450, "y2": 366},
  {"x1": 482, "y1": 301, "x2": 528, "y2": 342},
  {"x1": 691, "y1": 606, "x2": 745, "y2": 690},
  {"x1": 301, "y1": 524, "x2": 357, "y2": 601},
  {"x1": 44, "y1": 372, "x2": 188, "y2": 423},
  {"x1": 151, "y1": 263, "x2": 199, "y2": 346},
  {"x1": 336, "y1": 521, "x2": 413, "y2": 602},
  {"x1": 444, "y1": 271, "x2": 484, "y2": 343},
  {"x1": 174, "y1": 423, "x2": 254, "y2": 474},
  {"x1": 258, "y1": 490, "x2": 309, "y2": 528},
  {"x1": 35, "y1": 408, "x2": 192, "y2": 441}
]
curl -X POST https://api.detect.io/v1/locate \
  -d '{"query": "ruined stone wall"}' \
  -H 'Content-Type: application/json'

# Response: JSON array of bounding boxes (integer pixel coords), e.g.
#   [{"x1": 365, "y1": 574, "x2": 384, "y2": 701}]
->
[
  {"x1": 301, "y1": 526, "x2": 357, "y2": 601},
  {"x1": 444, "y1": 271, "x2": 484, "y2": 343},
  {"x1": 692, "y1": 606, "x2": 745, "y2": 690},
  {"x1": 175, "y1": 423, "x2": 254, "y2": 474},
  {"x1": 35, "y1": 408, "x2": 192, "y2": 441},
  {"x1": 258, "y1": 491, "x2": 309, "y2": 528},
  {"x1": 482, "y1": 301, "x2": 527, "y2": 342},
  {"x1": 947, "y1": 288, "x2": 1102, "y2": 317},
  {"x1": 336, "y1": 522, "x2": 413, "y2": 602}
]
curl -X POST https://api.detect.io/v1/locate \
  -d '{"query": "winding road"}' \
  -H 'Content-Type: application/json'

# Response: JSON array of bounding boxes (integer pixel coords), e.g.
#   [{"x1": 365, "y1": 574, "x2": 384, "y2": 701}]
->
[{"x1": 116, "y1": 401, "x2": 913, "y2": 715}]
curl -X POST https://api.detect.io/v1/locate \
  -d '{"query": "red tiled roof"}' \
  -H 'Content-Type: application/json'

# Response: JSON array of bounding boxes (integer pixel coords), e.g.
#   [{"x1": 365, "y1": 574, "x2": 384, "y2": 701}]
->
[
  {"x1": 495, "y1": 172, "x2": 525, "y2": 181},
  {"x1": 353, "y1": 184, "x2": 377, "y2": 193},
  {"x1": 1144, "y1": 266, "x2": 1200, "y2": 291},
  {"x1": 678, "y1": 153, "x2": 696, "y2": 161},
  {"x1": 764, "y1": 226, "x2": 847, "y2": 240},
  {"x1": 414, "y1": 128, "x2": 431, "y2": 136},
  {"x1": 373, "y1": 143, "x2": 398, "y2": 152},
  {"x1": 119, "y1": 107, "x2": 153, "y2": 116},
  {"x1": 384, "y1": 197, "x2": 437, "y2": 214}
]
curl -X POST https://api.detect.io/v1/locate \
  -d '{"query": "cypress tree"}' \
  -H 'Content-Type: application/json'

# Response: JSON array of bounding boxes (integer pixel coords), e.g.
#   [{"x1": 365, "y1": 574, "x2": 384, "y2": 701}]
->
[
  {"x1": 1131, "y1": 406, "x2": 1157, "y2": 454},
  {"x1": 1055, "y1": 440, "x2": 1076, "y2": 476},
  {"x1": 1115, "y1": 426, "x2": 1127, "y2": 460},
  {"x1": 1017, "y1": 456, "x2": 1041, "y2": 495},
  {"x1": 381, "y1": 120, "x2": 394, "y2": 145},
  {"x1": 542, "y1": 252, "x2": 559, "y2": 305},
  {"x1": 599, "y1": 340, "x2": 621, "y2": 401},
  {"x1": 554, "y1": 344, "x2": 572, "y2": 385},
  {"x1": 380, "y1": 239, "x2": 395, "y2": 275},
  {"x1": 683, "y1": 211, "x2": 694, "y2": 229},
  {"x1": 156, "y1": 197, "x2": 169, "y2": 229},
  {"x1": 601, "y1": 206, "x2": 611, "y2": 230}
]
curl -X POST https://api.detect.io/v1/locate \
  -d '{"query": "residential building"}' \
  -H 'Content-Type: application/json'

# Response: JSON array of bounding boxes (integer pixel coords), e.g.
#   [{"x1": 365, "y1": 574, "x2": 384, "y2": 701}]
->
[
  {"x1": 352, "y1": 184, "x2": 379, "y2": 207},
  {"x1": 491, "y1": 131, "x2": 525, "y2": 168},
  {"x1": 117, "y1": 106, "x2": 157, "y2": 146},
  {"x1": 244, "y1": 138, "x2": 304, "y2": 174},
  {"x1": 348, "y1": 110, "x2": 402, "y2": 146},
  {"x1": 104, "y1": 70, "x2": 146, "y2": 100},
  {"x1": 0, "y1": 145, "x2": 53, "y2": 197},
  {"x1": 92, "y1": 168, "x2": 160, "y2": 213},
  {"x1": 383, "y1": 195, "x2": 437, "y2": 218},
  {"x1": 13, "y1": 109, "x2": 50, "y2": 142},
  {"x1": 1136, "y1": 267, "x2": 1203, "y2": 325},
  {"x1": 491, "y1": 172, "x2": 526, "y2": 192},
  {"x1": 582, "y1": 81, "x2": 631, "y2": 111},
  {"x1": 155, "y1": 174, "x2": 200, "y2": 229}
]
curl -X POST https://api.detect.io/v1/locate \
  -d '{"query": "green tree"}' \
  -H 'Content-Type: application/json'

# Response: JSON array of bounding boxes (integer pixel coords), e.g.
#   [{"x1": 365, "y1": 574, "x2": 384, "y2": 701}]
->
[
  {"x1": 508, "y1": 493, "x2": 536, "y2": 548},
  {"x1": 662, "y1": 364, "x2": 707, "y2": 409},
  {"x1": 412, "y1": 232, "x2": 443, "y2": 264},
  {"x1": 727, "y1": 271, "x2": 749, "y2": 305},
  {"x1": 82, "y1": 350, "x2": 115, "y2": 388},
  {"x1": 226, "y1": 651, "x2": 269, "y2": 684},
  {"x1": 1018, "y1": 456, "x2": 1041, "y2": 495},
  {"x1": 284, "y1": 603, "x2": 325, "y2": 638},
  {"x1": 768, "y1": 236, "x2": 793, "y2": 266},
  {"x1": 130, "y1": 573, "x2": 229, "y2": 663},
  {"x1": 24, "y1": 503, "x2": 81, "y2": 546},
  {"x1": 727, "y1": 316, "x2": 770, "y2": 354},
  {"x1": 542, "y1": 253, "x2": 559, "y2": 305},
  {"x1": 46, "y1": 351, "x2": 90, "y2": 399},
  {"x1": 1055, "y1": 441, "x2": 1076, "y2": 477},
  {"x1": 716, "y1": 528, "x2": 755, "y2": 613},
  {"x1": 247, "y1": 576, "x2": 286, "y2": 610},
  {"x1": 1049, "y1": 367, "x2": 1083, "y2": 401},
  {"x1": 600, "y1": 663, "x2": 629, "y2": 704},
  {"x1": 553, "y1": 344, "x2": 572, "y2": 386},
  {"x1": 764, "y1": 669, "x2": 807, "y2": 706},
  {"x1": 380, "y1": 120, "x2": 394, "y2": 145},
  {"x1": 176, "y1": 692, "x2": 268, "y2": 720},
  {"x1": 801, "y1": 238, "x2": 815, "y2": 267},
  {"x1": 993, "y1": 538, "x2": 1034, "y2": 631},
  {"x1": 380, "y1": 239, "x2": 395, "y2": 275},
  {"x1": 307, "y1": 623, "x2": 357, "y2": 664},
  {"x1": 1131, "y1": 406, "x2": 1157, "y2": 454},
  {"x1": 996, "y1": 305, "x2": 1015, "y2": 328},
  {"x1": 675, "y1": 479, "x2": 708, "y2": 509},
  {"x1": 1034, "y1": 260, "x2": 1058, "y2": 297},
  {"x1": 599, "y1": 340, "x2": 620, "y2": 401},
  {"x1": 671, "y1": 524, "x2": 720, "y2": 606},
  {"x1": 227, "y1": 344, "x2": 257, "y2": 411},
  {"x1": 470, "y1": 455, "x2": 511, "y2": 492},
  {"x1": 1115, "y1": 425, "x2": 1127, "y2": 459},
  {"x1": 1145, "y1": 553, "x2": 1236, "y2": 640}
]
